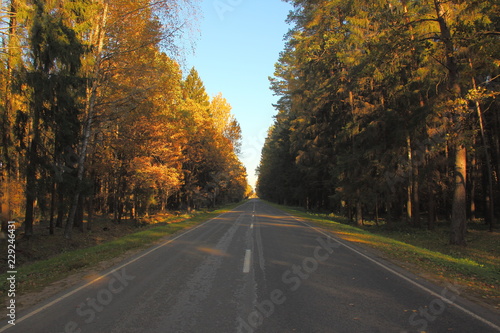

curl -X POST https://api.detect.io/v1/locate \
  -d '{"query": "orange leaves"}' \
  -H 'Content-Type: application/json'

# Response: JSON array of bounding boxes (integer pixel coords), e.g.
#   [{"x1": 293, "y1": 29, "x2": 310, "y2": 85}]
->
[
  {"x1": 132, "y1": 156, "x2": 183, "y2": 191},
  {"x1": 177, "y1": 71, "x2": 248, "y2": 205}
]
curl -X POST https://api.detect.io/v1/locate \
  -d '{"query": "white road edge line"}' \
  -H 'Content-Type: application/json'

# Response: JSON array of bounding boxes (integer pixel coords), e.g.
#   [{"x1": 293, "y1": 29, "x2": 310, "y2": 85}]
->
[
  {"x1": 0, "y1": 204, "x2": 249, "y2": 332},
  {"x1": 243, "y1": 249, "x2": 252, "y2": 273},
  {"x1": 285, "y1": 212, "x2": 500, "y2": 332}
]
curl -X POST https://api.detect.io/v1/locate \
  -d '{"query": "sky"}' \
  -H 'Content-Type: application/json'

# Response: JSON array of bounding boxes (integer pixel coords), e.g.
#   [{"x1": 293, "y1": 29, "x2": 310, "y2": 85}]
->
[{"x1": 185, "y1": 0, "x2": 293, "y2": 189}]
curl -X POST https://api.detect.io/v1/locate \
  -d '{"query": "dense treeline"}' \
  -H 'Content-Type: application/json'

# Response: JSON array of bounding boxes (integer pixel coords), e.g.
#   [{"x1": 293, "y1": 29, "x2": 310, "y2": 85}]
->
[
  {"x1": 0, "y1": 0, "x2": 249, "y2": 239},
  {"x1": 257, "y1": 0, "x2": 500, "y2": 245}
]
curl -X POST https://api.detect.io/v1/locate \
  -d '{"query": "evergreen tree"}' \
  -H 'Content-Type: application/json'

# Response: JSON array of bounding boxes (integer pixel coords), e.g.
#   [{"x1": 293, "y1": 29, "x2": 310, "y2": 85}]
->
[
  {"x1": 24, "y1": 0, "x2": 85, "y2": 237},
  {"x1": 258, "y1": 0, "x2": 500, "y2": 243}
]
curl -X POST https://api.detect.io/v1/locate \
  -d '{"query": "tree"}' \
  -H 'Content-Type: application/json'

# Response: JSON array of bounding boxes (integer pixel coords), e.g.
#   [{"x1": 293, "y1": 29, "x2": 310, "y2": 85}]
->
[
  {"x1": 0, "y1": 0, "x2": 26, "y2": 223},
  {"x1": 65, "y1": 0, "x2": 199, "y2": 238},
  {"x1": 0, "y1": 0, "x2": 247, "y2": 242},
  {"x1": 259, "y1": 0, "x2": 500, "y2": 243},
  {"x1": 24, "y1": 0, "x2": 85, "y2": 237}
]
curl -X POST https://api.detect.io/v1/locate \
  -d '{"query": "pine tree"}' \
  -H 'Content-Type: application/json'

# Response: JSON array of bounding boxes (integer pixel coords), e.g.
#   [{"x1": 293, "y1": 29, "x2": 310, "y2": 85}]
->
[
  {"x1": 24, "y1": 0, "x2": 85, "y2": 237},
  {"x1": 260, "y1": 0, "x2": 499, "y2": 242}
]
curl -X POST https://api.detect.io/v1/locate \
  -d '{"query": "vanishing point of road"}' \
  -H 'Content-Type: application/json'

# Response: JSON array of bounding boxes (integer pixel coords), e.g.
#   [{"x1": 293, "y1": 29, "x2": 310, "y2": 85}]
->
[{"x1": 1, "y1": 199, "x2": 499, "y2": 332}]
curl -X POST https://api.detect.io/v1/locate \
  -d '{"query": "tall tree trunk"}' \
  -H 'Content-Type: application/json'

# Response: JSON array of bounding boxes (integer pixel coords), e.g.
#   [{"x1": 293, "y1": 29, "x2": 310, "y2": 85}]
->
[
  {"x1": 117, "y1": 202, "x2": 123, "y2": 224},
  {"x1": 87, "y1": 197, "x2": 94, "y2": 231},
  {"x1": 411, "y1": 165, "x2": 420, "y2": 228},
  {"x1": 87, "y1": 173, "x2": 95, "y2": 230},
  {"x1": 131, "y1": 193, "x2": 137, "y2": 219},
  {"x1": 24, "y1": 80, "x2": 43, "y2": 238},
  {"x1": 469, "y1": 63, "x2": 495, "y2": 231},
  {"x1": 406, "y1": 135, "x2": 413, "y2": 223},
  {"x1": 65, "y1": 2, "x2": 108, "y2": 239},
  {"x1": 483, "y1": 165, "x2": 493, "y2": 227},
  {"x1": 427, "y1": 184, "x2": 436, "y2": 230},
  {"x1": 49, "y1": 179, "x2": 56, "y2": 235},
  {"x1": 160, "y1": 191, "x2": 166, "y2": 212},
  {"x1": 356, "y1": 202, "x2": 363, "y2": 226},
  {"x1": 410, "y1": 140, "x2": 421, "y2": 228},
  {"x1": 113, "y1": 184, "x2": 123, "y2": 224},
  {"x1": 469, "y1": 154, "x2": 476, "y2": 220},
  {"x1": 347, "y1": 201, "x2": 353, "y2": 223},
  {"x1": 450, "y1": 145, "x2": 467, "y2": 245},
  {"x1": 56, "y1": 184, "x2": 65, "y2": 228},
  {"x1": 24, "y1": 121, "x2": 39, "y2": 237},
  {"x1": 74, "y1": 194, "x2": 85, "y2": 232},
  {"x1": 356, "y1": 189, "x2": 363, "y2": 226},
  {"x1": 493, "y1": 110, "x2": 500, "y2": 222},
  {"x1": 433, "y1": 0, "x2": 468, "y2": 245}
]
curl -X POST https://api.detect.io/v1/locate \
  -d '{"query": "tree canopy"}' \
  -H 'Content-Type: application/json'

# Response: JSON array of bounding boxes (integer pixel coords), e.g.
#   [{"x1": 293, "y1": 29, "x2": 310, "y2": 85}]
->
[
  {"x1": 0, "y1": 0, "x2": 249, "y2": 239},
  {"x1": 257, "y1": 0, "x2": 500, "y2": 245}
]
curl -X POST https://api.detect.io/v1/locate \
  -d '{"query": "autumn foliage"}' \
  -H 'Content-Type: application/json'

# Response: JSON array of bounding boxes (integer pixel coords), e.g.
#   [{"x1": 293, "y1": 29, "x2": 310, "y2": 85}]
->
[{"x1": 0, "y1": 0, "x2": 248, "y2": 239}]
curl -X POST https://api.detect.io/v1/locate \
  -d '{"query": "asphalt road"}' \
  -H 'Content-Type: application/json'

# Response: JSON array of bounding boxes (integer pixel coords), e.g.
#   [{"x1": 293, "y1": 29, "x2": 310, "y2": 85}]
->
[{"x1": 1, "y1": 199, "x2": 499, "y2": 332}]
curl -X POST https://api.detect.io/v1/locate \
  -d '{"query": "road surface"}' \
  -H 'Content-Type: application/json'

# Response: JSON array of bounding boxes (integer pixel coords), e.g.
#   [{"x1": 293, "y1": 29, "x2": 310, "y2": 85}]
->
[{"x1": 1, "y1": 199, "x2": 499, "y2": 332}]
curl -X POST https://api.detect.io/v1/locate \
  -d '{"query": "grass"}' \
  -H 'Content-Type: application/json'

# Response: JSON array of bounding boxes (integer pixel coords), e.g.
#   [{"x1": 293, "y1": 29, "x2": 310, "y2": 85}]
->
[
  {"x1": 0, "y1": 201, "x2": 244, "y2": 303},
  {"x1": 270, "y1": 203, "x2": 500, "y2": 311}
]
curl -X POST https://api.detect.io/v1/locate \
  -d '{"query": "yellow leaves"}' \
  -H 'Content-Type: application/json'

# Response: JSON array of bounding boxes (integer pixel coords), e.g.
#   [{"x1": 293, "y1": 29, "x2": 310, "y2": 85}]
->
[
  {"x1": 210, "y1": 93, "x2": 233, "y2": 135},
  {"x1": 416, "y1": 67, "x2": 430, "y2": 81},
  {"x1": 178, "y1": 73, "x2": 248, "y2": 202},
  {"x1": 373, "y1": 68, "x2": 383, "y2": 83},
  {"x1": 132, "y1": 155, "x2": 183, "y2": 186},
  {"x1": 182, "y1": 98, "x2": 210, "y2": 127},
  {"x1": 467, "y1": 86, "x2": 500, "y2": 102},
  {"x1": 347, "y1": 16, "x2": 371, "y2": 30}
]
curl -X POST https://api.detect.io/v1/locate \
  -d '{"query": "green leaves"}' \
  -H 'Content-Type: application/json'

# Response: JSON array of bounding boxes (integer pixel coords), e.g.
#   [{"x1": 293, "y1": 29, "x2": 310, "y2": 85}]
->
[{"x1": 258, "y1": 0, "x2": 500, "y2": 233}]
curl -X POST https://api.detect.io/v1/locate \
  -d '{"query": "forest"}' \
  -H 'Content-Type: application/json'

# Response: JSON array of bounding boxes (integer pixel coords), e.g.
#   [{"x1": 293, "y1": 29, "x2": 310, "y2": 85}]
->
[
  {"x1": 0, "y1": 0, "x2": 250, "y2": 240},
  {"x1": 257, "y1": 0, "x2": 500, "y2": 245}
]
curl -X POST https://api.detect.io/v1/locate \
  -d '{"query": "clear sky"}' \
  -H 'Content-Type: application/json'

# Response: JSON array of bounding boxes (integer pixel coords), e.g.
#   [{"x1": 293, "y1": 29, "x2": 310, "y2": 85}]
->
[{"x1": 185, "y1": 0, "x2": 292, "y2": 189}]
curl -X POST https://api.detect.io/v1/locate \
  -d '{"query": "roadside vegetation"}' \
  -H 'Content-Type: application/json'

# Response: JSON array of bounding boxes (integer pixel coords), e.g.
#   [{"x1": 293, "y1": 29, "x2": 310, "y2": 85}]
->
[
  {"x1": 257, "y1": 0, "x2": 500, "y2": 248},
  {"x1": 272, "y1": 203, "x2": 500, "y2": 312},
  {"x1": 1, "y1": 0, "x2": 250, "y2": 242}
]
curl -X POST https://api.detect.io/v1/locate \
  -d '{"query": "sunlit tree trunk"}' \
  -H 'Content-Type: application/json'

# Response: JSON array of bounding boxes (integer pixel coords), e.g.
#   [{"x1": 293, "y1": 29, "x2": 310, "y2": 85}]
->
[
  {"x1": 65, "y1": 2, "x2": 109, "y2": 239},
  {"x1": 356, "y1": 202, "x2": 363, "y2": 227},
  {"x1": 356, "y1": 188, "x2": 363, "y2": 226},
  {"x1": 450, "y1": 145, "x2": 467, "y2": 245},
  {"x1": 433, "y1": 0, "x2": 468, "y2": 245}
]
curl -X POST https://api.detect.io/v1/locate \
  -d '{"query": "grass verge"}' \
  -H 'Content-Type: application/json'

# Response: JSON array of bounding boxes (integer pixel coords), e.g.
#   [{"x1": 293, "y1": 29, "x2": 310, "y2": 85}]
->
[
  {"x1": 0, "y1": 201, "x2": 245, "y2": 305},
  {"x1": 270, "y1": 202, "x2": 500, "y2": 311}
]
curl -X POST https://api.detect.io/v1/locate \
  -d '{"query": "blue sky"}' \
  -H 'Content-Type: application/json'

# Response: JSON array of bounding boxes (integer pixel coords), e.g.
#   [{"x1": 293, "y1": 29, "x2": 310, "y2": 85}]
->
[{"x1": 185, "y1": 0, "x2": 292, "y2": 189}]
